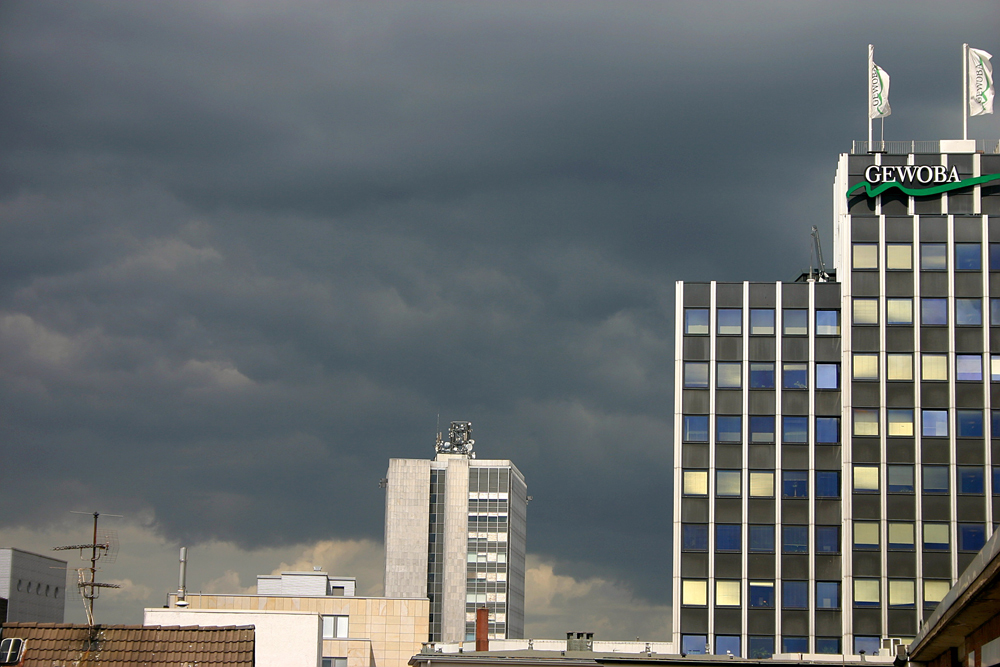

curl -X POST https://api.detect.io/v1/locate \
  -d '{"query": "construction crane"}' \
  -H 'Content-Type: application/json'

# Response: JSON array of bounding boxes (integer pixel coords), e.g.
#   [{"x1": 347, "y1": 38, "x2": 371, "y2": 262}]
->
[{"x1": 810, "y1": 225, "x2": 831, "y2": 282}]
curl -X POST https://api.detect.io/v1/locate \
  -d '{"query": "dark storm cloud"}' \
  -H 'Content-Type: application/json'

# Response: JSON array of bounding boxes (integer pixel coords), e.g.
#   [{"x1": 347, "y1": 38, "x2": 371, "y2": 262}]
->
[{"x1": 1, "y1": 0, "x2": 999, "y2": 623}]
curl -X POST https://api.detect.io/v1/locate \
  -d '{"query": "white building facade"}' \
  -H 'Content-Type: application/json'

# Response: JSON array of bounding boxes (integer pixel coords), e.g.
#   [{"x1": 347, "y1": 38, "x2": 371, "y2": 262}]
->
[{"x1": 0, "y1": 548, "x2": 66, "y2": 623}]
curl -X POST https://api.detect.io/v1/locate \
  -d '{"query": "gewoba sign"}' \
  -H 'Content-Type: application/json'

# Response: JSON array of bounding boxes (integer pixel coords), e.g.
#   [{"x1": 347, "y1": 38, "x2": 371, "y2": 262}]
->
[{"x1": 848, "y1": 164, "x2": 1000, "y2": 198}]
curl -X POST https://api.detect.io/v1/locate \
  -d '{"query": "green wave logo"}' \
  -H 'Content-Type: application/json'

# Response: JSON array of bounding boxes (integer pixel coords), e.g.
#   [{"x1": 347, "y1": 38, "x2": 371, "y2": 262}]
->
[{"x1": 848, "y1": 173, "x2": 1000, "y2": 198}]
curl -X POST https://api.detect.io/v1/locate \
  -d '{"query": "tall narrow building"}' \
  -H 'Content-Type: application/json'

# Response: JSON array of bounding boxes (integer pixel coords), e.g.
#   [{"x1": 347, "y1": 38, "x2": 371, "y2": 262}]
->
[
  {"x1": 672, "y1": 139, "x2": 1000, "y2": 658},
  {"x1": 384, "y1": 421, "x2": 527, "y2": 644}
]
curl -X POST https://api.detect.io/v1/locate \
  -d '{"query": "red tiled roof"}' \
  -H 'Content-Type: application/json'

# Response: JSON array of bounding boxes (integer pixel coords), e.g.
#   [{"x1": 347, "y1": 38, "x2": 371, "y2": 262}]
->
[{"x1": 1, "y1": 623, "x2": 254, "y2": 666}]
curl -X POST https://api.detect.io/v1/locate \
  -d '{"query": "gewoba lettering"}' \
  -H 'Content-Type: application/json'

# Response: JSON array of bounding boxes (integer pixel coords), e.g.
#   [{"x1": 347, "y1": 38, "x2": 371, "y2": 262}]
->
[{"x1": 848, "y1": 167, "x2": 1000, "y2": 199}]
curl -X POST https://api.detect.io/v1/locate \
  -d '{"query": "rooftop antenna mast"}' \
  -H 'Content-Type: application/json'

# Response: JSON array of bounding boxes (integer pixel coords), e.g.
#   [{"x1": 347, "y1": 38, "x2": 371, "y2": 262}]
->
[
  {"x1": 810, "y1": 226, "x2": 831, "y2": 282},
  {"x1": 54, "y1": 511, "x2": 121, "y2": 626}
]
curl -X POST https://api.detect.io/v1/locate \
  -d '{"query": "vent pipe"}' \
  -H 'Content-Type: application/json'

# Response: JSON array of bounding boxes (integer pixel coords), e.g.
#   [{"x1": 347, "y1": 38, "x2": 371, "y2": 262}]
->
[{"x1": 176, "y1": 547, "x2": 188, "y2": 607}]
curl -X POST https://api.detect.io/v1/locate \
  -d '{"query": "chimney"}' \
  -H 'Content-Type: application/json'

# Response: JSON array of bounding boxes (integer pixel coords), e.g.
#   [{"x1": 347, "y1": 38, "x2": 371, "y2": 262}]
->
[
  {"x1": 475, "y1": 607, "x2": 489, "y2": 651},
  {"x1": 566, "y1": 632, "x2": 594, "y2": 652}
]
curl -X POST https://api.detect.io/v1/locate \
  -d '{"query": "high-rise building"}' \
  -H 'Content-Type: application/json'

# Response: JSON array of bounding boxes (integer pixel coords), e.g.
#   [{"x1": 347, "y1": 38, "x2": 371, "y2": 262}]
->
[
  {"x1": 672, "y1": 139, "x2": 1000, "y2": 658},
  {"x1": 384, "y1": 421, "x2": 527, "y2": 644},
  {"x1": 0, "y1": 548, "x2": 67, "y2": 623}
]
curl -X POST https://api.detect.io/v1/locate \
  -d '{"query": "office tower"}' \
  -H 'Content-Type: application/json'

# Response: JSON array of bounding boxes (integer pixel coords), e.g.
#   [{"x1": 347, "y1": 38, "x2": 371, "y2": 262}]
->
[
  {"x1": 384, "y1": 421, "x2": 527, "y2": 644},
  {"x1": 672, "y1": 139, "x2": 1000, "y2": 658},
  {"x1": 0, "y1": 548, "x2": 67, "y2": 623}
]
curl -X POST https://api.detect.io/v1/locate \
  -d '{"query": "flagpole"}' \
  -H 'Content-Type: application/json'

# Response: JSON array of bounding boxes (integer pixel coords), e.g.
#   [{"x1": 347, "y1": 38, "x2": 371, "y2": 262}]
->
[
  {"x1": 963, "y1": 43, "x2": 969, "y2": 140},
  {"x1": 868, "y1": 44, "x2": 874, "y2": 149}
]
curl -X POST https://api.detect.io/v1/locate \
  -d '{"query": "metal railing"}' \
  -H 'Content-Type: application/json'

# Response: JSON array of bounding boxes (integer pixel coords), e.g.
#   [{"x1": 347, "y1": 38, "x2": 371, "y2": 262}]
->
[{"x1": 852, "y1": 140, "x2": 1000, "y2": 155}]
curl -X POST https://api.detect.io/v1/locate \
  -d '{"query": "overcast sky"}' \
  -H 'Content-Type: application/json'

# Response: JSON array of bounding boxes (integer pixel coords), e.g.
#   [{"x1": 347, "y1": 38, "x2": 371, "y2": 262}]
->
[{"x1": 1, "y1": 0, "x2": 999, "y2": 638}]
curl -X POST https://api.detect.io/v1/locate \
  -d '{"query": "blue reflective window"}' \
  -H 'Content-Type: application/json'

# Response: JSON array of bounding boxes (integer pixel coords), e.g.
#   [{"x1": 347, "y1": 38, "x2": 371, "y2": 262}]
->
[
  {"x1": 683, "y1": 415, "x2": 709, "y2": 442},
  {"x1": 994, "y1": 410, "x2": 1000, "y2": 435},
  {"x1": 957, "y1": 355, "x2": 983, "y2": 381},
  {"x1": 716, "y1": 524, "x2": 741, "y2": 552},
  {"x1": 957, "y1": 410, "x2": 984, "y2": 437},
  {"x1": 684, "y1": 362, "x2": 709, "y2": 388},
  {"x1": 783, "y1": 416, "x2": 808, "y2": 443},
  {"x1": 682, "y1": 524, "x2": 708, "y2": 551},
  {"x1": 959, "y1": 467, "x2": 985, "y2": 494},
  {"x1": 956, "y1": 243, "x2": 982, "y2": 270},
  {"x1": 957, "y1": 298, "x2": 983, "y2": 326},
  {"x1": 748, "y1": 636, "x2": 775, "y2": 659},
  {"x1": 783, "y1": 526, "x2": 808, "y2": 553},
  {"x1": 816, "y1": 526, "x2": 840, "y2": 554},
  {"x1": 715, "y1": 636, "x2": 741, "y2": 657},
  {"x1": 685, "y1": 309, "x2": 709, "y2": 335},
  {"x1": 681, "y1": 635, "x2": 708, "y2": 655},
  {"x1": 749, "y1": 416, "x2": 775, "y2": 443},
  {"x1": 783, "y1": 363, "x2": 808, "y2": 389},
  {"x1": 749, "y1": 362, "x2": 775, "y2": 389},
  {"x1": 816, "y1": 638, "x2": 841, "y2": 654},
  {"x1": 783, "y1": 471, "x2": 808, "y2": 498},
  {"x1": 816, "y1": 582, "x2": 840, "y2": 609},
  {"x1": 923, "y1": 465, "x2": 950, "y2": 494},
  {"x1": 994, "y1": 467, "x2": 1000, "y2": 495},
  {"x1": 922, "y1": 243, "x2": 947, "y2": 270},
  {"x1": 959, "y1": 523, "x2": 986, "y2": 552},
  {"x1": 816, "y1": 417, "x2": 840, "y2": 443},
  {"x1": 816, "y1": 363, "x2": 839, "y2": 389},
  {"x1": 783, "y1": 581, "x2": 807, "y2": 609},
  {"x1": 749, "y1": 525, "x2": 775, "y2": 553},
  {"x1": 815, "y1": 310, "x2": 839, "y2": 335},
  {"x1": 783, "y1": 309, "x2": 808, "y2": 335},
  {"x1": 815, "y1": 471, "x2": 840, "y2": 498},
  {"x1": 782, "y1": 637, "x2": 808, "y2": 654},
  {"x1": 991, "y1": 243, "x2": 1000, "y2": 270},
  {"x1": 855, "y1": 636, "x2": 881, "y2": 656},
  {"x1": 717, "y1": 309, "x2": 742, "y2": 335},
  {"x1": 993, "y1": 299, "x2": 1000, "y2": 326},
  {"x1": 749, "y1": 582, "x2": 774, "y2": 608},
  {"x1": 716, "y1": 415, "x2": 741, "y2": 443},
  {"x1": 887, "y1": 465, "x2": 914, "y2": 493},
  {"x1": 923, "y1": 410, "x2": 949, "y2": 437},
  {"x1": 922, "y1": 298, "x2": 948, "y2": 325},
  {"x1": 750, "y1": 309, "x2": 775, "y2": 335}
]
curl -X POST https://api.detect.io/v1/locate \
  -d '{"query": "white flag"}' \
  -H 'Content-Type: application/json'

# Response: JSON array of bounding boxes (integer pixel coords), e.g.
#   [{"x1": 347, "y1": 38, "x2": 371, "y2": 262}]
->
[
  {"x1": 969, "y1": 47, "x2": 994, "y2": 116},
  {"x1": 869, "y1": 60, "x2": 891, "y2": 119}
]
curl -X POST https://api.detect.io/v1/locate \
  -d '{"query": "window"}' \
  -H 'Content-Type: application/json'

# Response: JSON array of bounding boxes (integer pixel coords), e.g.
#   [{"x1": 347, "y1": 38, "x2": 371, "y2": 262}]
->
[
  {"x1": 750, "y1": 362, "x2": 775, "y2": 389},
  {"x1": 993, "y1": 298, "x2": 1000, "y2": 326},
  {"x1": 749, "y1": 416, "x2": 775, "y2": 443},
  {"x1": 991, "y1": 242, "x2": 1000, "y2": 270},
  {"x1": 955, "y1": 243, "x2": 982, "y2": 270},
  {"x1": 748, "y1": 581, "x2": 774, "y2": 608},
  {"x1": 750, "y1": 309, "x2": 775, "y2": 335},
  {"x1": 0, "y1": 639, "x2": 24, "y2": 666},
  {"x1": 749, "y1": 471, "x2": 774, "y2": 497},
  {"x1": 855, "y1": 636, "x2": 881, "y2": 656},
  {"x1": 889, "y1": 580, "x2": 916, "y2": 608},
  {"x1": 922, "y1": 354, "x2": 948, "y2": 380},
  {"x1": 853, "y1": 353, "x2": 879, "y2": 380},
  {"x1": 959, "y1": 523, "x2": 986, "y2": 552},
  {"x1": 816, "y1": 471, "x2": 840, "y2": 498},
  {"x1": 716, "y1": 580, "x2": 741, "y2": 605},
  {"x1": 888, "y1": 522, "x2": 915, "y2": 550},
  {"x1": 323, "y1": 659, "x2": 348, "y2": 667},
  {"x1": 322, "y1": 615, "x2": 349, "y2": 639},
  {"x1": 854, "y1": 408, "x2": 879, "y2": 436},
  {"x1": 682, "y1": 524, "x2": 709, "y2": 551},
  {"x1": 995, "y1": 467, "x2": 1000, "y2": 495},
  {"x1": 816, "y1": 363, "x2": 839, "y2": 389},
  {"x1": 716, "y1": 416, "x2": 741, "y2": 442},
  {"x1": 924, "y1": 580, "x2": 951, "y2": 607},
  {"x1": 748, "y1": 636, "x2": 774, "y2": 659},
  {"x1": 716, "y1": 636, "x2": 741, "y2": 657},
  {"x1": 854, "y1": 298, "x2": 879, "y2": 325},
  {"x1": 887, "y1": 353, "x2": 913, "y2": 380},
  {"x1": 717, "y1": 362, "x2": 741, "y2": 388},
  {"x1": 854, "y1": 465, "x2": 879, "y2": 492},
  {"x1": 995, "y1": 410, "x2": 1000, "y2": 436},
  {"x1": 684, "y1": 362, "x2": 709, "y2": 388},
  {"x1": 887, "y1": 243, "x2": 912, "y2": 270},
  {"x1": 685, "y1": 309, "x2": 709, "y2": 335},
  {"x1": 783, "y1": 416, "x2": 808, "y2": 443},
  {"x1": 887, "y1": 298, "x2": 913, "y2": 324},
  {"x1": 957, "y1": 355, "x2": 983, "y2": 381},
  {"x1": 816, "y1": 310, "x2": 840, "y2": 335},
  {"x1": 922, "y1": 298, "x2": 948, "y2": 325},
  {"x1": 717, "y1": 470, "x2": 741, "y2": 497},
  {"x1": 783, "y1": 363, "x2": 808, "y2": 389},
  {"x1": 923, "y1": 466, "x2": 950, "y2": 493},
  {"x1": 956, "y1": 298, "x2": 983, "y2": 326},
  {"x1": 854, "y1": 522, "x2": 880, "y2": 550},
  {"x1": 816, "y1": 417, "x2": 840, "y2": 443},
  {"x1": 816, "y1": 638, "x2": 842, "y2": 655},
  {"x1": 992, "y1": 355, "x2": 1000, "y2": 382},
  {"x1": 783, "y1": 526, "x2": 808, "y2": 553},
  {"x1": 783, "y1": 581, "x2": 808, "y2": 609},
  {"x1": 958, "y1": 466, "x2": 985, "y2": 494},
  {"x1": 887, "y1": 465, "x2": 914, "y2": 493},
  {"x1": 681, "y1": 580, "x2": 708, "y2": 606},
  {"x1": 922, "y1": 243, "x2": 947, "y2": 270},
  {"x1": 717, "y1": 309, "x2": 741, "y2": 335},
  {"x1": 683, "y1": 415, "x2": 709, "y2": 442},
  {"x1": 853, "y1": 243, "x2": 878, "y2": 269},
  {"x1": 887, "y1": 410, "x2": 914, "y2": 437},
  {"x1": 749, "y1": 525, "x2": 775, "y2": 552},
  {"x1": 957, "y1": 410, "x2": 984, "y2": 437},
  {"x1": 683, "y1": 471, "x2": 708, "y2": 496},
  {"x1": 923, "y1": 523, "x2": 949, "y2": 551},
  {"x1": 923, "y1": 410, "x2": 949, "y2": 437},
  {"x1": 816, "y1": 526, "x2": 840, "y2": 553},
  {"x1": 782, "y1": 637, "x2": 809, "y2": 654},
  {"x1": 784, "y1": 309, "x2": 808, "y2": 335},
  {"x1": 854, "y1": 579, "x2": 880, "y2": 607},
  {"x1": 681, "y1": 634, "x2": 708, "y2": 654},
  {"x1": 783, "y1": 470, "x2": 807, "y2": 498}
]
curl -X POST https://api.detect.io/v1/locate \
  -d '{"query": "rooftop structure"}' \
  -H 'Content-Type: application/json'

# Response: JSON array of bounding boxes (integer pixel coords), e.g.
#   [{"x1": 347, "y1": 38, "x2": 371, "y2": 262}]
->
[{"x1": 0, "y1": 548, "x2": 67, "y2": 624}]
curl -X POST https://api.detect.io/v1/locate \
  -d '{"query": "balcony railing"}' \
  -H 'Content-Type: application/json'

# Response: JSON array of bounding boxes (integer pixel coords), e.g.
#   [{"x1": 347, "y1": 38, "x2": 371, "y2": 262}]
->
[{"x1": 851, "y1": 140, "x2": 1000, "y2": 155}]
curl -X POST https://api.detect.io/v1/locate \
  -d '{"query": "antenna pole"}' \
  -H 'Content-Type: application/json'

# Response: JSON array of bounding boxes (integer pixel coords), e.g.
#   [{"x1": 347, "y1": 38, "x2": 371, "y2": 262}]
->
[
  {"x1": 963, "y1": 43, "x2": 969, "y2": 141},
  {"x1": 88, "y1": 512, "x2": 99, "y2": 622},
  {"x1": 868, "y1": 45, "x2": 873, "y2": 149}
]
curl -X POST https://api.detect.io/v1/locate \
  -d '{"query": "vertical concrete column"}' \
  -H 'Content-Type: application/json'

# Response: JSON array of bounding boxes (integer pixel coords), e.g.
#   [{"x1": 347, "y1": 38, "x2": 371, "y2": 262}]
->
[{"x1": 442, "y1": 456, "x2": 470, "y2": 642}]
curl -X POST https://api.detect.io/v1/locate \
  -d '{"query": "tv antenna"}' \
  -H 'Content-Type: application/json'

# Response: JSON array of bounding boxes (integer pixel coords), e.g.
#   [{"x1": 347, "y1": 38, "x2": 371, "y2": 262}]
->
[{"x1": 53, "y1": 511, "x2": 122, "y2": 626}]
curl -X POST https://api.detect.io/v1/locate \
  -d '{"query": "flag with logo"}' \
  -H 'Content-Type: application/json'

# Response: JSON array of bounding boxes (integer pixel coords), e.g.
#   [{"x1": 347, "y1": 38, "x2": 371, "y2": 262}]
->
[
  {"x1": 969, "y1": 47, "x2": 994, "y2": 116},
  {"x1": 869, "y1": 59, "x2": 891, "y2": 119}
]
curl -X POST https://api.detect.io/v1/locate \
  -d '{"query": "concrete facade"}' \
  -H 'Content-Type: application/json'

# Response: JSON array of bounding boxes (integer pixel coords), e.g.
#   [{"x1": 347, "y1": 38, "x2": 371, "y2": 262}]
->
[{"x1": 0, "y1": 548, "x2": 66, "y2": 623}]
